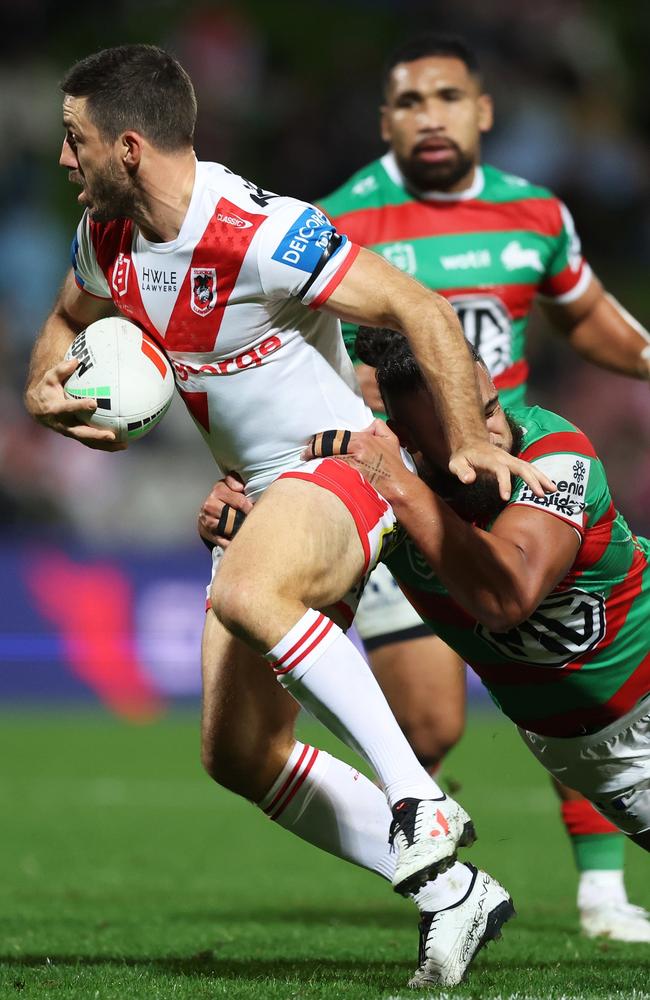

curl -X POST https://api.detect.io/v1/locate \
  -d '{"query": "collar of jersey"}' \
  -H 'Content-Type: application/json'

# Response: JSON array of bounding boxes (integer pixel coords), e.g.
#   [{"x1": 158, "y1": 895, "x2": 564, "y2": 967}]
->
[
  {"x1": 380, "y1": 151, "x2": 484, "y2": 202},
  {"x1": 136, "y1": 156, "x2": 203, "y2": 254}
]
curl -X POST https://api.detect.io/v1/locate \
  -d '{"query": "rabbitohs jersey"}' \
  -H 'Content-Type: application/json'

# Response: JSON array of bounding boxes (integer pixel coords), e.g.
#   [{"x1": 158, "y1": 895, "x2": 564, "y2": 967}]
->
[
  {"x1": 320, "y1": 155, "x2": 592, "y2": 409},
  {"x1": 385, "y1": 406, "x2": 650, "y2": 737},
  {"x1": 71, "y1": 159, "x2": 369, "y2": 496}
]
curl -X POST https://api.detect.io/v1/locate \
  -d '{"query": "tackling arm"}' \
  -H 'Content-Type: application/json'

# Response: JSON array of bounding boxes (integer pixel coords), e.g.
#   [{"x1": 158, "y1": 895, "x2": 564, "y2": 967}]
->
[
  {"x1": 392, "y1": 477, "x2": 580, "y2": 631},
  {"x1": 24, "y1": 270, "x2": 122, "y2": 449},
  {"x1": 323, "y1": 248, "x2": 555, "y2": 500},
  {"x1": 324, "y1": 248, "x2": 484, "y2": 451},
  {"x1": 311, "y1": 424, "x2": 579, "y2": 633},
  {"x1": 542, "y1": 276, "x2": 650, "y2": 380}
]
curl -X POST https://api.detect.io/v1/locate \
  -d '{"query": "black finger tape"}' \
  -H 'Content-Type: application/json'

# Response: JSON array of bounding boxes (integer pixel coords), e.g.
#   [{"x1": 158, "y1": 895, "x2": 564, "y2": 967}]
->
[
  {"x1": 310, "y1": 429, "x2": 351, "y2": 458},
  {"x1": 216, "y1": 503, "x2": 247, "y2": 540}
]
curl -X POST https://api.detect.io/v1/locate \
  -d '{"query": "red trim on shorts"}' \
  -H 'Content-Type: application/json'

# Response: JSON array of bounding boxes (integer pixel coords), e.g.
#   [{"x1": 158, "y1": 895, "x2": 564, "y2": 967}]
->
[
  {"x1": 561, "y1": 799, "x2": 620, "y2": 837},
  {"x1": 309, "y1": 243, "x2": 361, "y2": 310},
  {"x1": 279, "y1": 458, "x2": 389, "y2": 574}
]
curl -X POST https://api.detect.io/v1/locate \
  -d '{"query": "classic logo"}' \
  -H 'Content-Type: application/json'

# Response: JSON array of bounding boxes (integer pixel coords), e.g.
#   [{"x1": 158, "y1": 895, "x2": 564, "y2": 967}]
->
[
  {"x1": 216, "y1": 212, "x2": 253, "y2": 229},
  {"x1": 112, "y1": 253, "x2": 131, "y2": 297},
  {"x1": 448, "y1": 293, "x2": 512, "y2": 376},
  {"x1": 190, "y1": 267, "x2": 217, "y2": 316},
  {"x1": 475, "y1": 587, "x2": 607, "y2": 668},
  {"x1": 381, "y1": 242, "x2": 416, "y2": 275},
  {"x1": 500, "y1": 240, "x2": 543, "y2": 273}
]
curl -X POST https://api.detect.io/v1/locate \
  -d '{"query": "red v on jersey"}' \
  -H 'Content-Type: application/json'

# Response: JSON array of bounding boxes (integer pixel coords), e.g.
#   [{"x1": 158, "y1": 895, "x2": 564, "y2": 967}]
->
[
  {"x1": 90, "y1": 217, "x2": 160, "y2": 344},
  {"x1": 164, "y1": 199, "x2": 266, "y2": 353},
  {"x1": 90, "y1": 200, "x2": 266, "y2": 355}
]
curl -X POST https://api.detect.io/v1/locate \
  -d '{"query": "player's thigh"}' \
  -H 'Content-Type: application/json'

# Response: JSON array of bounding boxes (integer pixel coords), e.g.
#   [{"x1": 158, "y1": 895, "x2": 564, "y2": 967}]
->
[
  {"x1": 201, "y1": 610, "x2": 300, "y2": 800},
  {"x1": 215, "y1": 476, "x2": 366, "y2": 610},
  {"x1": 371, "y1": 635, "x2": 466, "y2": 766}
]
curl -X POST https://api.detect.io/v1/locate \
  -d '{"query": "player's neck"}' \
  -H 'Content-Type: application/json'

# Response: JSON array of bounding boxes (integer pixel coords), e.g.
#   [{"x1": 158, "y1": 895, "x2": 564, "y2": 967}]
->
[{"x1": 134, "y1": 152, "x2": 198, "y2": 244}]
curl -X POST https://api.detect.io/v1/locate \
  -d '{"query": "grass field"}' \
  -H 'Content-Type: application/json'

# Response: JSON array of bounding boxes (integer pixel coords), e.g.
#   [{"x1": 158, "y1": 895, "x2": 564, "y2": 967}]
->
[{"x1": 1, "y1": 708, "x2": 649, "y2": 1000}]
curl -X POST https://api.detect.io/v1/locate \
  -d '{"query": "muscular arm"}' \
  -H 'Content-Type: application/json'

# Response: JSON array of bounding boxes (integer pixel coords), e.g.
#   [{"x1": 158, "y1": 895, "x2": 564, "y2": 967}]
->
[
  {"x1": 324, "y1": 248, "x2": 484, "y2": 451},
  {"x1": 322, "y1": 248, "x2": 555, "y2": 499},
  {"x1": 310, "y1": 423, "x2": 578, "y2": 632},
  {"x1": 24, "y1": 269, "x2": 122, "y2": 449},
  {"x1": 389, "y1": 475, "x2": 580, "y2": 632},
  {"x1": 542, "y1": 276, "x2": 650, "y2": 379}
]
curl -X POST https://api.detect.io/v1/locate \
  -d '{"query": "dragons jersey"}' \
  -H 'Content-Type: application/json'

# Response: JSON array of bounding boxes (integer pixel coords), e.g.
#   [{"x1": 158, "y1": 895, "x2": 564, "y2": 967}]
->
[
  {"x1": 72, "y1": 159, "x2": 370, "y2": 497},
  {"x1": 385, "y1": 405, "x2": 650, "y2": 737},
  {"x1": 319, "y1": 154, "x2": 592, "y2": 409}
]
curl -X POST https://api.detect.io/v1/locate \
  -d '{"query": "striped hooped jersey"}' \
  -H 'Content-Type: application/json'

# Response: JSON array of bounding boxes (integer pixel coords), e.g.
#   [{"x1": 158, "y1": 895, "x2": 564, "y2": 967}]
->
[
  {"x1": 385, "y1": 406, "x2": 650, "y2": 737},
  {"x1": 72, "y1": 159, "x2": 370, "y2": 496},
  {"x1": 319, "y1": 155, "x2": 592, "y2": 409}
]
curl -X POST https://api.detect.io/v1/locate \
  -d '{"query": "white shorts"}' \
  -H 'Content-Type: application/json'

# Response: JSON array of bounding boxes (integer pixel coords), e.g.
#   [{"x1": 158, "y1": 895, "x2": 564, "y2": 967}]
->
[
  {"x1": 207, "y1": 457, "x2": 397, "y2": 628},
  {"x1": 519, "y1": 694, "x2": 650, "y2": 835},
  {"x1": 355, "y1": 561, "x2": 429, "y2": 647}
]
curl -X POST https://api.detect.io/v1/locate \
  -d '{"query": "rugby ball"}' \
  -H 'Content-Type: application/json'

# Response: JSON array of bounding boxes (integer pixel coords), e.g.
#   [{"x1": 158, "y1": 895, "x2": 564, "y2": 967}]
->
[{"x1": 64, "y1": 318, "x2": 175, "y2": 443}]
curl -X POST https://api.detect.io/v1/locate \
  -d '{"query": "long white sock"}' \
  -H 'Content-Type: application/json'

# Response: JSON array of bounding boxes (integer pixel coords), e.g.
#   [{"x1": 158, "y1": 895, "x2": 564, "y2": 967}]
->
[
  {"x1": 266, "y1": 610, "x2": 442, "y2": 805},
  {"x1": 258, "y1": 740, "x2": 472, "y2": 911}
]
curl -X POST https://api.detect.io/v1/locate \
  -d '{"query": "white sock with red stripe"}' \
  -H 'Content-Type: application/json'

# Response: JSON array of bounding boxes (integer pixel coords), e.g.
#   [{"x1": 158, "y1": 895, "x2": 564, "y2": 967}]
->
[
  {"x1": 258, "y1": 739, "x2": 471, "y2": 909},
  {"x1": 266, "y1": 609, "x2": 442, "y2": 806},
  {"x1": 258, "y1": 740, "x2": 395, "y2": 880}
]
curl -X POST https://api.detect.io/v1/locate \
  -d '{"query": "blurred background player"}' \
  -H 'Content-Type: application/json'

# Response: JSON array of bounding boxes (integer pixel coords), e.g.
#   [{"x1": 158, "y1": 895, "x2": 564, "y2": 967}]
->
[{"x1": 318, "y1": 34, "x2": 650, "y2": 941}]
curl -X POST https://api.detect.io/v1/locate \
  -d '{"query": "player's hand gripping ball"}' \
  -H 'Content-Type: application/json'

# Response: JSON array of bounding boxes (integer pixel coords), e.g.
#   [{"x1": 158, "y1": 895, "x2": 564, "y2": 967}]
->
[{"x1": 64, "y1": 317, "x2": 175, "y2": 443}]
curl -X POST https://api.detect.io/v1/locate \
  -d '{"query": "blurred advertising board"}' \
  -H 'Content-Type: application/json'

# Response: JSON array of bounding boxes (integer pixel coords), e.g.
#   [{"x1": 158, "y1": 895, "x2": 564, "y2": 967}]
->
[{"x1": 0, "y1": 542, "x2": 490, "y2": 718}]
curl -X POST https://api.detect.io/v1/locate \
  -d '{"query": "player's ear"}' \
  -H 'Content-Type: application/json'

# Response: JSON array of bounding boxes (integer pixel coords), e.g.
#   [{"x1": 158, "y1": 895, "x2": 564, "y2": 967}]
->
[
  {"x1": 477, "y1": 93, "x2": 494, "y2": 134},
  {"x1": 120, "y1": 131, "x2": 144, "y2": 171}
]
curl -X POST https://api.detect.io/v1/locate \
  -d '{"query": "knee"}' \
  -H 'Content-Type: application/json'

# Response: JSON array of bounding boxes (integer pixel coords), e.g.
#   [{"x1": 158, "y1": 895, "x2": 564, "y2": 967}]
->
[
  {"x1": 405, "y1": 710, "x2": 465, "y2": 770},
  {"x1": 210, "y1": 574, "x2": 259, "y2": 640}
]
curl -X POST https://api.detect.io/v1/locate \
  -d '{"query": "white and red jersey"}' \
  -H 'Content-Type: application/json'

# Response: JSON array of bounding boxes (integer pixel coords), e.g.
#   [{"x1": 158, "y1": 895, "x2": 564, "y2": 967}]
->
[{"x1": 72, "y1": 159, "x2": 371, "y2": 495}]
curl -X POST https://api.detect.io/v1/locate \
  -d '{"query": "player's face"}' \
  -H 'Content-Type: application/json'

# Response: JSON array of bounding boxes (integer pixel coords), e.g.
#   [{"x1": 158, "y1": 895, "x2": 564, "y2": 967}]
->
[
  {"x1": 60, "y1": 96, "x2": 137, "y2": 223},
  {"x1": 381, "y1": 57, "x2": 493, "y2": 192},
  {"x1": 389, "y1": 365, "x2": 519, "y2": 521}
]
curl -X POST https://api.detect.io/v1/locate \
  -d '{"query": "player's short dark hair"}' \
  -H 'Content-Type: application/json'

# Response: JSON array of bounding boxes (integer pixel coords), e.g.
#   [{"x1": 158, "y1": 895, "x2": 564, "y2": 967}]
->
[
  {"x1": 356, "y1": 326, "x2": 486, "y2": 409},
  {"x1": 61, "y1": 44, "x2": 197, "y2": 151},
  {"x1": 382, "y1": 34, "x2": 481, "y2": 95}
]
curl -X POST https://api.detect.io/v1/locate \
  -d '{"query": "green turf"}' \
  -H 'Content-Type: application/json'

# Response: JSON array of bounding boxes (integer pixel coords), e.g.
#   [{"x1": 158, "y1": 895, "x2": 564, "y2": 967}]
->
[{"x1": 0, "y1": 708, "x2": 648, "y2": 999}]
